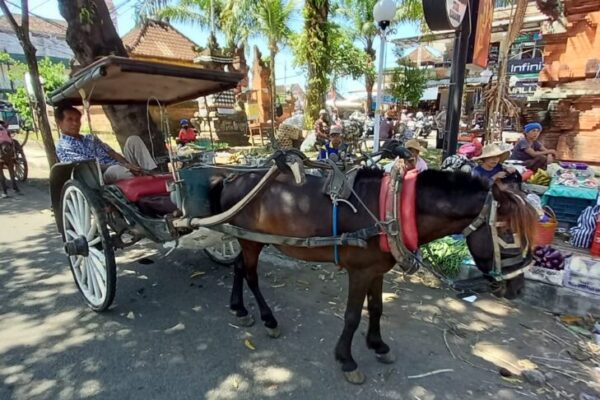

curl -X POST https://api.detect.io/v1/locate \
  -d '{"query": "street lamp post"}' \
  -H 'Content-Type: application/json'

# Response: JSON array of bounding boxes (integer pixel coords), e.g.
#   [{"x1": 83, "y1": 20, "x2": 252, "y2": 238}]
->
[{"x1": 373, "y1": 0, "x2": 396, "y2": 152}]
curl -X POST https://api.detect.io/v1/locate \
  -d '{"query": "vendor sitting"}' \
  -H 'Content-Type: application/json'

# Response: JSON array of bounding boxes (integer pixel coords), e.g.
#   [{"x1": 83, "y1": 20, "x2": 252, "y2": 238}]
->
[
  {"x1": 473, "y1": 143, "x2": 519, "y2": 184},
  {"x1": 177, "y1": 119, "x2": 196, "y2": 146},
  {"x1": 509, "y1": 122, "x2": 556, "y2": 171},
  {"x1": 404, "y1": 139, "x2": 428, "y2": 173},
  {"x1": 318, "y1": 126, "x2": 346, "y2": 161}
]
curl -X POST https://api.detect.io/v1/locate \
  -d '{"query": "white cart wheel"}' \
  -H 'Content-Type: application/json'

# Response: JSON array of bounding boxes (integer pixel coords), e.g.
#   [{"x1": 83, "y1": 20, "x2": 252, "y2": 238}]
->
[
  {"x1": 61, "y1": 180, "x2": 116, "y2": 311},
  {"x1": 204, "y1": 236, "x2": 241, "y2": 266}
]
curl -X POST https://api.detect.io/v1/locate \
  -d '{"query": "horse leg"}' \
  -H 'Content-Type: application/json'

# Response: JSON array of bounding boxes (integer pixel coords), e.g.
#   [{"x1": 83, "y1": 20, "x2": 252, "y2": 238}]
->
[
  {"x1": 240, "y1": 241, "x2": 279, "y2": 338},
  {"x1": 366, "y1": 274, "x2": 395, "y2": 364},
  {"x1": 230, "y1": 252, "x2": 255, "y2": 328},
  {"x1": 335, "y1": 269, "x2": 371, "y2": 384}
]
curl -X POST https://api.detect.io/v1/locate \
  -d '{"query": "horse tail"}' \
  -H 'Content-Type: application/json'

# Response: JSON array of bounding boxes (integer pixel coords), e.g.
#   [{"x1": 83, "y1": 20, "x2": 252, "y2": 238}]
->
[{"x1": 492, "y1": 182, "x2": 538, "y2": 249}]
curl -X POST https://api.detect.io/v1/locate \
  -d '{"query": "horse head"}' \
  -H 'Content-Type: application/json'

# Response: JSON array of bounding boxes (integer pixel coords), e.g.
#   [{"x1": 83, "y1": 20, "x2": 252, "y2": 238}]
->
[{"x1": 462, "y1": 181, "x2": 538, "y2": 299}]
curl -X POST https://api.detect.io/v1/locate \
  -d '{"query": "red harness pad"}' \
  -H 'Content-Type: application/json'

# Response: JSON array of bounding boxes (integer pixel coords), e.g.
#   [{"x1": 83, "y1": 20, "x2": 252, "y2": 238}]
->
[
  {"x1": 378, "y1": 169, "x2": 419, "y2": 253},
  {"x1": 114, "y1": 175, "x2": 172, "y2": 202}
]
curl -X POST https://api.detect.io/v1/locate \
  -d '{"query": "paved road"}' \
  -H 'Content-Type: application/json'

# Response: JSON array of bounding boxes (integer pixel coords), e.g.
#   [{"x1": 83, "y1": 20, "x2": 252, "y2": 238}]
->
[{"x1": 1, "y1": 149, "x2": 599, "y2": 400}]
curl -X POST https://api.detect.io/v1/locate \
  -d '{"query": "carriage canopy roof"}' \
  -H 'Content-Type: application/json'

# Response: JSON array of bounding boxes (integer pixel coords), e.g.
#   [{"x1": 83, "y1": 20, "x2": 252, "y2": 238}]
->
[{"x1": 47, "y1": 56, "x2": 243, "y2": 106}]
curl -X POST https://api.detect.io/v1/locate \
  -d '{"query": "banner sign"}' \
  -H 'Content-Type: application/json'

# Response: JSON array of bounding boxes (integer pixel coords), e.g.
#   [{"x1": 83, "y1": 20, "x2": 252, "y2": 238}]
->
[
  {"x1": 509, "y1": 78, "x2": 539, "y2": 97},
  {"x1": 508, "y1": 58, "x2": 544, "y2": 75},
  {"x1": 467, "y1": 0, "x2": 493, "y2": 69}
]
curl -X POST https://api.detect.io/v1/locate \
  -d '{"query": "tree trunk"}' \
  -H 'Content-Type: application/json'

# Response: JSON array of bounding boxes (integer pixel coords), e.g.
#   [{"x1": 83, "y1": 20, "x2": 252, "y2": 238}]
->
[
  {"x1": 0, "y1": 0, "x2": 58, "y2": 167},
  {"x1": 304, "y1": 0, "x2": 330, "y2": 127},
  {"x1": 269, "y1": 46, "x2": 278, "y2": 148},
  {"x1": 487, "y1": 0, "x2": 528, "y2": 141},
  {"x1": 57, "y1": 0, "x2": 165, "y2": 155},
  {"x1": 365, "y1": 37, "x2": 376, "y2": 113},
  {"x1": 23, "y1": 43, "x2": 57, "y2": 166}
]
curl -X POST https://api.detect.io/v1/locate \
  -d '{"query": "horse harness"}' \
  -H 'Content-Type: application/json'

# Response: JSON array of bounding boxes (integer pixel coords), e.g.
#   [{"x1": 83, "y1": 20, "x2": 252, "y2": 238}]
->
[{"x1": 461, "y1": 191, "x2": 531, "y2": 281}]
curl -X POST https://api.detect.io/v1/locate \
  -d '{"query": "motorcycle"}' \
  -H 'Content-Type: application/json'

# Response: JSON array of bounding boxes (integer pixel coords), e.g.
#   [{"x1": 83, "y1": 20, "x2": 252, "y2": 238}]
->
[{"x1": 416, "y1": 115, "x2": 434, "y2": 138}]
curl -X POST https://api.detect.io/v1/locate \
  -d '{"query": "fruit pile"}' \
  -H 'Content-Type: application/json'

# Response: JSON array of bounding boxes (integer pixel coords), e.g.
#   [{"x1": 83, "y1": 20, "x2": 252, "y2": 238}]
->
[{"x1": 528, "y1": 169, "x2": 551, "y2": 186}]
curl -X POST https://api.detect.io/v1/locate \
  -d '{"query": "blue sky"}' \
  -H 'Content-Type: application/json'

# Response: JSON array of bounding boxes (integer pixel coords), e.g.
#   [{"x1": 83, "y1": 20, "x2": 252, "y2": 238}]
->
[{"x1": 8, "y1": 0, "x2": 421, "y2": 95}]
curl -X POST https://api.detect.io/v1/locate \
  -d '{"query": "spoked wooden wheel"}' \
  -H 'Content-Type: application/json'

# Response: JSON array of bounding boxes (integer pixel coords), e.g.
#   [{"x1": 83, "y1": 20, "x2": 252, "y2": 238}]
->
[
  {"x1": 61, "y1": 180, "x2": 116, "y2": 311},
  {"x1": 13, "y1": 142, "x2": 27, "y2": 182},
  {"x1": 204, "y1": 236, "x2": 241, "y2": 265}
]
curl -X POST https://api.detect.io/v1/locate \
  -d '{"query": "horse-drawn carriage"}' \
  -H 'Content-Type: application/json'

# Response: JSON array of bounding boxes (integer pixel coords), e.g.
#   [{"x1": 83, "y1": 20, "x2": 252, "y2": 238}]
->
[
  {"x1": 48, "y1": 57, "x2": 251, "y2": 311},
  {"x1": 49, "y1": 56, "x2": 537, "y2": 384}
]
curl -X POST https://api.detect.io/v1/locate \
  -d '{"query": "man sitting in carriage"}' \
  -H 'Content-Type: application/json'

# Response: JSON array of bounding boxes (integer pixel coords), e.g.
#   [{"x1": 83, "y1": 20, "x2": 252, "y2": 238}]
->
[{"x1": 54, "y1": 105, "x2": 158, "y2": 184}]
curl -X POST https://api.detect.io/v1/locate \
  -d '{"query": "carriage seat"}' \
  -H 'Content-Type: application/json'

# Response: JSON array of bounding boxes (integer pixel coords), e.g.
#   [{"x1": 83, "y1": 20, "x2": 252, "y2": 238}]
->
[{"x1": 114, "y1": 175, "x2": 172, "y2": 202}]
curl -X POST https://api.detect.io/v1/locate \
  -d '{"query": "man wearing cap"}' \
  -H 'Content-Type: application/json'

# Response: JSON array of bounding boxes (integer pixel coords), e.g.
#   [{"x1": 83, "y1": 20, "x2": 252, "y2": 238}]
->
[
  {"x1": 177, "y1": 119, "x2": 196, "y2": 146},
  {"x1": 510, "y1": 122, "x2": 556, "y2": 171},
  {"x1": 473, "y1": 143, "x2": 518, "y2": 183},
  {"x1": 317, "y1": 125, "x2": 347, "y2": 160}
]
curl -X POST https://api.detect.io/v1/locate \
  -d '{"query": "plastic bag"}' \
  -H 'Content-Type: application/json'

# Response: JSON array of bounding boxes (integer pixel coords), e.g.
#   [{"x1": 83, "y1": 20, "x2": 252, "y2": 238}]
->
[{"x1": 300, "y1": 132, "x2": 317, "y2": 152}]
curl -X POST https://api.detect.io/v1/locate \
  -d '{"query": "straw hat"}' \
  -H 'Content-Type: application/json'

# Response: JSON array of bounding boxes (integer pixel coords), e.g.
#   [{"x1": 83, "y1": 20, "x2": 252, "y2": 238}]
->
[
  {"x1": 319, "y1": 109, "x2": 328, "y2": 115},
  {"x1": 472, "y1": 143, "x2": 510, "y2": 162},
  {"x1": 405, "y1": 139, "x2": 425, "y2": 153}
]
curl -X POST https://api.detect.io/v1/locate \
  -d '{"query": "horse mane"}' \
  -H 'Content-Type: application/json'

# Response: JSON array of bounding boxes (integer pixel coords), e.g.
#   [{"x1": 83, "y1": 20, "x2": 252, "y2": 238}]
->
[
  {"x1": 416, "y1": 169, "x2": 537, "y2": 248},
  {"x1": 417, "y1": 169, "x2": 489, "y2": 194},
  {"x1": 492, "y1": 182, "x2": 538, "y2": 249},
  {"x1": 355, "y1": 167, "x2": 385, "y2": 180}
]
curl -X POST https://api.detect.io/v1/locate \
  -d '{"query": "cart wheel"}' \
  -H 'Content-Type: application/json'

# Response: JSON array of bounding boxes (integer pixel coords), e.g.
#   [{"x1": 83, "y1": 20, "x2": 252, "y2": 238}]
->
[
  {"x1": 204, "y1": 236, "x2": 241, "y2": 266},
  {"x1": 13, "y1": 142, "x2": 27, "y2": 182},
  {"x1": 61, "y1": 180, "x2": 116, "y2": 311}
]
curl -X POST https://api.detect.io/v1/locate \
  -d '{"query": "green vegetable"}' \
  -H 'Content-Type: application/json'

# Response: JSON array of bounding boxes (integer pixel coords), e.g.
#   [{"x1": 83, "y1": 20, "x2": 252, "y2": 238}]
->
[{"x1": 420, "y1": 237, "x2": 471, "y2": 278}]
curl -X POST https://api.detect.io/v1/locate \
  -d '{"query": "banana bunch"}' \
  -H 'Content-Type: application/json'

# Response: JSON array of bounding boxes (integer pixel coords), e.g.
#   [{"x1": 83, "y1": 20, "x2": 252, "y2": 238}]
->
[{"x1": 529, "y1": 169, "x2": 551, "y2": 186}]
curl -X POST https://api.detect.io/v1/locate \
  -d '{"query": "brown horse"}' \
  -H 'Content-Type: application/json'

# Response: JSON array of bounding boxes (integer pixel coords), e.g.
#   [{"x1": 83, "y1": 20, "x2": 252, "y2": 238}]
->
[{"x1": 210, "y1": 166, "x2": 537, "y2": 384}]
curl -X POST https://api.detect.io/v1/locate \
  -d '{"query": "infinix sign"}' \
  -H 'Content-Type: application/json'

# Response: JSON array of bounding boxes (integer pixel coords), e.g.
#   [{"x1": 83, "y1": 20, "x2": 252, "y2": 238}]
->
[{"x1": 508, "y1": 58, "x2": 544, "y2": 75}]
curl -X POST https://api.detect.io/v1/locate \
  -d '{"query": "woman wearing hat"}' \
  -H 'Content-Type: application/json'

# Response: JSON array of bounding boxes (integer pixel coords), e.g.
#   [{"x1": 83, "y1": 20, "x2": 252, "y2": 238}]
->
[
  {"x1": 509, "y1": 122, "x2": 556, "y2": 171},
  {"x1": 473, "y1": 143, "x2": 518, "y2": 183},
  {"x1": 404, "y1": 139, "x2": 428, "y2": 172}
]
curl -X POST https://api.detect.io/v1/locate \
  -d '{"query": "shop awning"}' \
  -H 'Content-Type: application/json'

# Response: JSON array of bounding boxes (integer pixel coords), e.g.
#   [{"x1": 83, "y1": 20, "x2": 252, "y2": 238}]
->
[{"x1": 420, "y1": 86, "x2": 439, "y2": 101}]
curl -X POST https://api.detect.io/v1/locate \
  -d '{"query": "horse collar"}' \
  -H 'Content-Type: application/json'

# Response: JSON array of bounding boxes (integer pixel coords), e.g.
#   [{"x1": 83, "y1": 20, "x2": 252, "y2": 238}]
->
[{"x1": 378, "y1": 168, "x2": 419, "y2": 255}]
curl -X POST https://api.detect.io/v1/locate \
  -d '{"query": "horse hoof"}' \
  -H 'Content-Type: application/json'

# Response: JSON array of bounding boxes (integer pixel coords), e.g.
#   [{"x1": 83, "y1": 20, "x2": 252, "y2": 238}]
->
[
  {"x1": 265, "y1": 326, "x2": 280, "y2": 338},
  {"x1": 344, "y1": 369, "x2": 366, "y2": 385},
  {"x1": 375, "y1": 351, "x2": 396, "y2": 364},
  {"x1": 236, "y1": 314, "x2": 255, "y2": 327}
]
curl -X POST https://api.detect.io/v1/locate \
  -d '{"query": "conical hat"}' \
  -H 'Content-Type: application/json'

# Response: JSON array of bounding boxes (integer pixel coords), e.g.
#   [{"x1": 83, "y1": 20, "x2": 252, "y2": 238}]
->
[{"x1": 472, "y1": 143, "x2": 510, "y2": 162}]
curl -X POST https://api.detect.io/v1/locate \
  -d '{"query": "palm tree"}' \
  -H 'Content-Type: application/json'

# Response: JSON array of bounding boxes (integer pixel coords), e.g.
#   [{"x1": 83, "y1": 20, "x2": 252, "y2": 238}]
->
[
  {"x1": 253, "y1": 0, "x2": 295, "y2": 145},
  {"x1": 338, "y1": 0, "x2": 422, "y2": 112},
  {"x1": 303, "y1": 0, "x2": 330, "y2": 124},
  {"x1": 139, "y1": 0, "x2": 253, "y2": 50}
]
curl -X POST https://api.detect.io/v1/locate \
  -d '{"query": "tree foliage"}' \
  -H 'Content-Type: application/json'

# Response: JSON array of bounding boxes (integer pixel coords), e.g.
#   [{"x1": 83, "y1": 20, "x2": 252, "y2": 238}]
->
[
  {"x1": 0, "y1": 54, "x2": 68, "y2": 126},
  {"x1": 140, "y1": 0, "x2": 254, "y2": 50},
  {"x1": 389, "y1": 59, "x2": 428, "y2": 107}
]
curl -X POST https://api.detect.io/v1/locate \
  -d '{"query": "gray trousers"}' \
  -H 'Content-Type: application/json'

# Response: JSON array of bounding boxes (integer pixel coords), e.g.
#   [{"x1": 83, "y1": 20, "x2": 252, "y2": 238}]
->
[{"x1": 103, "y1": 136, "x2": 158, "y2": 184}]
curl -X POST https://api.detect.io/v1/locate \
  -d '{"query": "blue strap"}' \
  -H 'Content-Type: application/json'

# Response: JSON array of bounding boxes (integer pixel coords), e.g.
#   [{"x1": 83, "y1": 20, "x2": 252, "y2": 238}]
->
[{"x1": 333, "y1": 202, "x2": 340, "y2": 265}]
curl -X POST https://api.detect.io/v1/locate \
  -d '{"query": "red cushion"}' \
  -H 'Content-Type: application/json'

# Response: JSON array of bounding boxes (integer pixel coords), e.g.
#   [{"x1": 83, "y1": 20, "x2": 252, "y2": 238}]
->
[
  {"x1": 378, "y1": 170, "x2": 419, "y2": 253},
  {"x1": 400, "y1": 169, "x2": 418, "y2": 252},
  {"x1": 114, "y1": 175, "x2": 172, "y2": 202}
]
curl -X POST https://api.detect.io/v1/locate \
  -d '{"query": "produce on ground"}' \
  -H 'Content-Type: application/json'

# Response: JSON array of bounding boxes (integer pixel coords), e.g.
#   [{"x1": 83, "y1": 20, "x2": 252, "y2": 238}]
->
[
  {"x1": 532, "y1": 245, "x2": 571, "y2": 270},
  {"x1": 420, "y1": 237, "x2": 471, "y2": 278}
]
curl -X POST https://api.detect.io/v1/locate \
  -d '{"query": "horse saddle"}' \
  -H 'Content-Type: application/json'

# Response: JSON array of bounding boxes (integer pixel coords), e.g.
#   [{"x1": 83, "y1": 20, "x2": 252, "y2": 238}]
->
[{"x1": 321, "y1": 159, "x2": 359, "y2": 200}]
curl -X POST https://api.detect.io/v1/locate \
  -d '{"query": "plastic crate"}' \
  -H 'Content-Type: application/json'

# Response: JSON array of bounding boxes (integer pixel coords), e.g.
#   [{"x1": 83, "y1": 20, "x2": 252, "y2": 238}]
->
[{"x1": 545, "y1": 195, "x2": 596, "y2": 226}]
